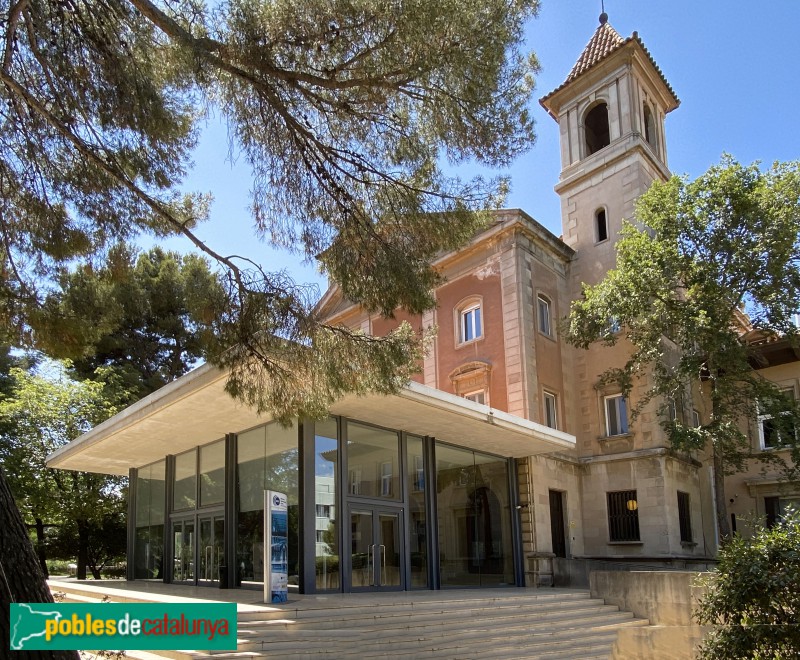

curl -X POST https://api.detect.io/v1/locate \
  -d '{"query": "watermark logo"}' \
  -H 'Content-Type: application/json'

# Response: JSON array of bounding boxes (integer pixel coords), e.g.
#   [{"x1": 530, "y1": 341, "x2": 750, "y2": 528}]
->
[{"x1": 9, "y1": 603, "x2": 237, "y2": 651}]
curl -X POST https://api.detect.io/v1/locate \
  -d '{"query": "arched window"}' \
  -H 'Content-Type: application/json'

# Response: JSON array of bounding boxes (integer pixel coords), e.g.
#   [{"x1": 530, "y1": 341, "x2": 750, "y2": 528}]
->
[
  {"x1": 585, "y1": 102, "x2": 610, "y2": 155},
  {"x1": 595, "y1": 208, "x2": 609, "y2": 243},
  {"x1": 456, "y1": 298, "x2": 483, "y2": 344},
  {"x1": 643, "y1": 103, "x2": 657, "y2": 151}
]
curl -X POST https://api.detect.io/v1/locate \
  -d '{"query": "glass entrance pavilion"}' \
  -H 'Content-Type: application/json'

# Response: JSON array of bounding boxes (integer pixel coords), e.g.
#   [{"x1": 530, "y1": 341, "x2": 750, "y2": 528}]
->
[{"x1": 48, "y1": 363, "x2": 574, "y2": 594}]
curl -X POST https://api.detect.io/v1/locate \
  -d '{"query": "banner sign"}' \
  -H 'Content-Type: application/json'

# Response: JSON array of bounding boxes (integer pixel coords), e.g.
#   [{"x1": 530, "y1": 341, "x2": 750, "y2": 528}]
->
[
  {"x1": 264, "y1": 490, "x2": 289, "y2": 604},
  {"x1": 9, "y1": 602, "x2": 237, "y2": 651}
]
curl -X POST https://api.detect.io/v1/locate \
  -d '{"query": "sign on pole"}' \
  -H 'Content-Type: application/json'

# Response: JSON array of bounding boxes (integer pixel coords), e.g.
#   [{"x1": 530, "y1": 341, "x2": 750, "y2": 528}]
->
[{"x1": 264, "y1": 490, "x2": 289, "y2": 604}]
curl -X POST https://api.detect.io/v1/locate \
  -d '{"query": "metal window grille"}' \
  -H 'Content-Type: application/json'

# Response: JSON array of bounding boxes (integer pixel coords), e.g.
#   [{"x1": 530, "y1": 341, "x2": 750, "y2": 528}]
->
[
  {"x1": 677, "y1": 491, "x2": 692, "y2": 543},
  {"x1": 607, "y1": 490, "x2": 640, "y2": 542}
]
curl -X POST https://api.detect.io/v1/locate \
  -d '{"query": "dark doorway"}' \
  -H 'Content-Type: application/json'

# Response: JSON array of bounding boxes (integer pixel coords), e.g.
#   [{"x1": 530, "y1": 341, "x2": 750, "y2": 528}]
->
[{"x1": 549, "y1": 490, "x2": 568, "y2": 558}]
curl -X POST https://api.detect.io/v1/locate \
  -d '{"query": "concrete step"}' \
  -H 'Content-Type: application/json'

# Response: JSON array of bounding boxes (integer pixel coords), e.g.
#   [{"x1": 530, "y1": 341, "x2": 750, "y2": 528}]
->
[
  {"x1": 238, "y1": 599, "x2": 617, "y2": 632},
  {"x1": 232, "y1": 614, "x2": 646, "y2": 655},
  {"x1": 234, "y1": 608, "x2": 639, "y2": 648},
  {"x1": 238, "y1": 591, "x2": 594, "y2": 622},
  {"x1": 44, "y1": 584, "x2": 650, "y2": 660}
]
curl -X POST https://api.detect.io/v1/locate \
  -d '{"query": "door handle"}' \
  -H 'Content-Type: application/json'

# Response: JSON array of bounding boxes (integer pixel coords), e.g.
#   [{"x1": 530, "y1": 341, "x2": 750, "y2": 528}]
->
[{"x1": 379, "y1": 545, "x2": 386, "y2": 586}]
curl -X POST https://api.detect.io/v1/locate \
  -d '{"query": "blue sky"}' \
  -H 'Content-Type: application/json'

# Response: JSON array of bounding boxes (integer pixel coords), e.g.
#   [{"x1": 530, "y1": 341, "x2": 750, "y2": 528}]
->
[{"x1": 165, "y1": 0, "x2": 800, "y2": 294}]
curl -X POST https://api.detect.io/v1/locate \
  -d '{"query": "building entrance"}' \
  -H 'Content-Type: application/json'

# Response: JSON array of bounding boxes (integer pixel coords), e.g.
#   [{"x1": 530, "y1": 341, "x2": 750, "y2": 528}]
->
[
  {"x1": 171, "y1": 511, "x2": 224, "y2": 586},
  {"x1": 348, "y1": 504, "x2": 404, "y2": 591}
]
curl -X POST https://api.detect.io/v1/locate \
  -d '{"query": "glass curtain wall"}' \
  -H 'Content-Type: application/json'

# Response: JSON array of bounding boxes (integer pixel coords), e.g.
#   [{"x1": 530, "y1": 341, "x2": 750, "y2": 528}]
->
[
  {"x1": 134, "y1": 460, "x2": 166, "y2": 579},
  {"x1": 236, "y1": 422, "x2": 299, "y2": 588},
  {"x1": 173, "y1": 449, "x2": 197, "y2": 511},
  {"x1": 435, "y1": 445, "x2": 513, "y2": 587},
  {"x1": 199, "y1": 440, "x2": 225, "y2": 507},
  {"x1": 407, "y1": 435, "x2": 428, "y2": 588},
  {"x1": 314, "y1": 418, "x2": 339, "y2": 590}
]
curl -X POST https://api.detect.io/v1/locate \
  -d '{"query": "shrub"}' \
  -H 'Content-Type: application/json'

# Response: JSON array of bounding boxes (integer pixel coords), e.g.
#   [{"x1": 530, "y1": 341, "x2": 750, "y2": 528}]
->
[{"x1": 696, "y1": 511, "x2": 800, "y2": 659}]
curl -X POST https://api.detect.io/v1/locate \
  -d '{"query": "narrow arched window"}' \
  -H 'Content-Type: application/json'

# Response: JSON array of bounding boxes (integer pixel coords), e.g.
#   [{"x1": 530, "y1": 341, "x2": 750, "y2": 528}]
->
[
  {"x1": 585, "y1": 102, "x2": 610, "y2": 155},
  {"x1": 595, "y1": 208, "x2": 608, "y2": 243},
  {"x1": 643, "y1": 103, "x2": 657, "y2": 151}
]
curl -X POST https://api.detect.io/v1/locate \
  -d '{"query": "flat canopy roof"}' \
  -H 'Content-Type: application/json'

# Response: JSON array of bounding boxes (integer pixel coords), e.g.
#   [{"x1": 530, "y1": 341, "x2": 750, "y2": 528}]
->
[{"x1": 47, "y1": 363, "x2": 576, "y2": 476}]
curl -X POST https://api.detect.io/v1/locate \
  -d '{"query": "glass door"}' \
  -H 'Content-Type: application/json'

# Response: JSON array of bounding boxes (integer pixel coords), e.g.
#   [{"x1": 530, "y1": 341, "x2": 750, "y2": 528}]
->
[
  {"x1": 198, "y1": 514, "x2": 225, "y2": 586},
  {"x1": 349, "y1": 505, "x2": 403, "y2": 591},
  {"x1": 172, "y1": 518, "x2": 195, "y2": 583}
]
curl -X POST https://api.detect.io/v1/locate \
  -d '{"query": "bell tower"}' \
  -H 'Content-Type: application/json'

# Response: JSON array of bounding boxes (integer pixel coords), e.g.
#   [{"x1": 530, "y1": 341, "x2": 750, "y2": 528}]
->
[{"x1": 540, "y1": 12, "x2": 679, "y2": 288}]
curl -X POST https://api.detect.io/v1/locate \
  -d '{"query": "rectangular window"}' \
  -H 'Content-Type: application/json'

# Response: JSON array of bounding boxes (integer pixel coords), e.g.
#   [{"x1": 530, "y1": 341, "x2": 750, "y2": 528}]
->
[
  {"x1": 605, "y1": 394, "x2": 629, "y2": 436},
  {"x1": 543, "y1": 391, "x2": 558, "y2": 429},
  {"x1": 464, "y1": 390, "x2": 486, "y2": 405},
  {"x1": 692, "y1": 409, "x2": 701, "y2": 428},
  {"x1": 759, "y1": 387, "x2": 796, "y2": 450},
  {"x1": 460, "y1": 304, "x2": 482, "y2": 343},
  {"x1": 765, "y1": 496, "x2": 800, "y2": 528},
  {"x1": 537, "y1": 295, "x2": 552, "y2": 336},
  {"x1": 607, "y1": 490, "x2": 640, "y2": 542},
  {"x1": 316, "y1": 504, "x2": 330, "y2": 518},
  {"x1": 677, "y1": 491, "x2": 692, "y2": 543}
]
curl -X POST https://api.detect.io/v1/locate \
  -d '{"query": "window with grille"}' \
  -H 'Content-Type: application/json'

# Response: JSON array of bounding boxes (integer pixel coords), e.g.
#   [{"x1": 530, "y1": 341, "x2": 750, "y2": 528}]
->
[
  {"x1": 677, "y1": 491, "x2": 692, "y2": 543},
  {"x1": 607, "y1": 490, "x2": 640, "y2": 542}
]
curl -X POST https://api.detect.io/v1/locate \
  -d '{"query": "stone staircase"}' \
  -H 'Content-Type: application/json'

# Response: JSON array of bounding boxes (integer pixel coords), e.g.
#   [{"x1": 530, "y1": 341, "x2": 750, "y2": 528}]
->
[{"x1": 48, "y1": 581, "x2": 649, "y2": 659}]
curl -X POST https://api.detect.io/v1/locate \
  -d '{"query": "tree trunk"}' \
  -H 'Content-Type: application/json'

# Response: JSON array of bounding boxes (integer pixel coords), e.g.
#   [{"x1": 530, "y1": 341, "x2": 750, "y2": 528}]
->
[
  {"x1": 35, "y1": 517, "x2": 49, "y2": 578},
  {"x1": 713, "y1": 444, "x2": 732, "y2": 542},
  {"x1": 76, "y1": 519, "x2": 89, "y2": 581},
  {"x1": 0, "y1": 469, "x2": 79, "y2": 659},
  {"x1": 88, "y1": 562, "x2": 102, "y2": 581}
]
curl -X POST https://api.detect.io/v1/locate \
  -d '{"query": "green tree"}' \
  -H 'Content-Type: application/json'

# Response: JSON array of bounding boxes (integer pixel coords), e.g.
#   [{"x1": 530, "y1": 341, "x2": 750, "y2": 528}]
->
[
  {"x1": 0, "y1": 0, "x2": 540, "y2": 418},
  {"x1": 563, "y1": 157, "x2": 800, "y2": 541},
  {"x1": 696, "y1": 512, "x2": 800, "y2": 659},
  {"x1": 0, "y1": 365, "x2": 126, "y2": 580},
  {"x1": 32, "y1": 244, "x2": 227, "y2": 400}
]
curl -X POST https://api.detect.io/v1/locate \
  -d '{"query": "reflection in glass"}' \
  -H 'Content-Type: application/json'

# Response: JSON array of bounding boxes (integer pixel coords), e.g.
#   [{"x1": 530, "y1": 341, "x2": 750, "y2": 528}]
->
[
  {"x1": 346, "y1": 423, "x2": 400, "y2": 500},
  {"x1": 199, "y1": 516, "x2": 224, "y2": 583},
  {"x1": 236, "y1": 422, "x2": 299, "y2": 588},
  {"x1": 199, "y1": 440, "x2": 225, "y2": 506},
  {"x1": 407, "y1": 436, "x2": 428, "y2": 587},
  {"x1": 173, "y1": 449, "x2": 197, "y2": 510},
  {"x1": 134, "y1": 460, "x2": 165, "y2": 579},
  {"x1": 350, "y1": 510, "x2": 373, "y2": 588},
  {"x1": 436, "y1": 444, "x2": 514, "y2": 587},
  {"x1": 315, "y1": 418, "x2": 339, "y2": 590},
  {"x1": 172, "y1": 519, "x2": 195, "y2": 582}
]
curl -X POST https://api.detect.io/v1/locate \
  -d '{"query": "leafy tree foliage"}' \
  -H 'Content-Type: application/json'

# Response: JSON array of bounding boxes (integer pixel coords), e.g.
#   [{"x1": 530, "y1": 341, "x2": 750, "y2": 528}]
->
[
  {"x1": 32, "y1": 244, "x2": 227, "y2": 400},
  {"x1": 696, "y1": 512, "x2": 800, "y2": 659},
  {"x1": 563, "y1": 157, "x2": 800, "y2": 540},
  {"x1": 0, "y1": 364, "x2": 126, "y2": 580},
  {"x1": 0, "y1": 0, "x2": 541, "y2": 420}
]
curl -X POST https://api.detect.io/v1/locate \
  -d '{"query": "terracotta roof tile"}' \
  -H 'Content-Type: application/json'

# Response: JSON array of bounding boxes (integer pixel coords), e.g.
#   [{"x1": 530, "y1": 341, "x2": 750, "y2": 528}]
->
[
  {"x1": 540, "y1": 18, "x2": 679, "y2": 111},
  {"x1": 565, "y1": 21, "x2": 625, "y2": 84}
]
